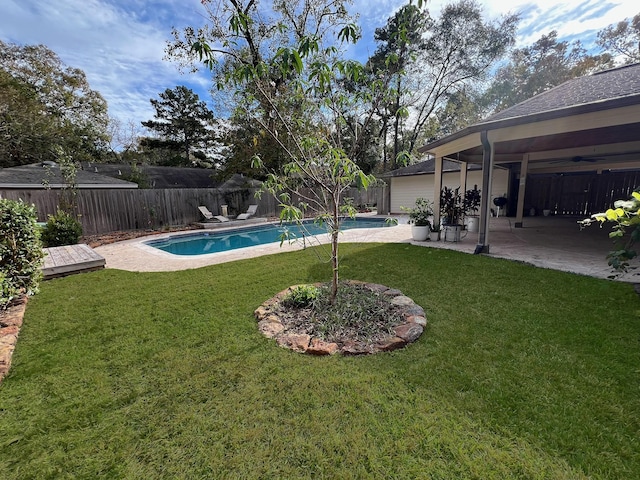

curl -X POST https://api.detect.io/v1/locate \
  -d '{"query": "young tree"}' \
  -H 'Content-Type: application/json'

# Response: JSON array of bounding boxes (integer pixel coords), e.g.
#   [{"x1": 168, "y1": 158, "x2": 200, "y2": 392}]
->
[
  {"x1": 179, "y1": 0, "x2": 400, "y2": 302},
  {"x1": 596, "y1": 12, "x2": 640, "y2": 65},
  {"x1": 141, "y1": 86, "x2": 215, "y2": 167},
  {"x1": 0, "y1": 41, "x2": 110, "y2": 164}
]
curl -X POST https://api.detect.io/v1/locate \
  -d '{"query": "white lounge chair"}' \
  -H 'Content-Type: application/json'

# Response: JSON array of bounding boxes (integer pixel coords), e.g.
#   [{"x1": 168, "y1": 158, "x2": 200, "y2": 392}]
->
[
  {"x1": 236, "y1": 204, "x2": 258, "y2": 220},
  {"x1": 198, "y1": 206, "x2": 230, "y2": 222}
]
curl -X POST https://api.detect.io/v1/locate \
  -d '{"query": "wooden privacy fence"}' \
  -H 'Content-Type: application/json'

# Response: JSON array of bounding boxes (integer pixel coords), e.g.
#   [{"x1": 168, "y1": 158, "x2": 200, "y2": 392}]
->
[
  {"x1": 1, "y1": 186, "x2": 382, "y2": 236},
  {"x1": 524, "y1": 170, "x2": 640, "y2": 216}
]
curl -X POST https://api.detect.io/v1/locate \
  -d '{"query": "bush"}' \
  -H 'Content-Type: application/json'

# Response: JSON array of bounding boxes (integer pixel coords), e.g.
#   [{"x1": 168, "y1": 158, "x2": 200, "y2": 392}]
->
[
  {"x1": 40, "y1": 209, "x2": 83, "y2": 247},
  {"x1": 282, "y1": 284, "x2": 320, "y2": 307},
  {"x1": 0, "y1": 198, "x2": 44, "y2": 308}
]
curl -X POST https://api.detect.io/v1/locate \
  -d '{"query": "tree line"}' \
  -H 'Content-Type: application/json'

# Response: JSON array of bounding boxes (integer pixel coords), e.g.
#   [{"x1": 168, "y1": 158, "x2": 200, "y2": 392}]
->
[{"x1": 2, "y1": 2, "x2": 639, "y2": 178}]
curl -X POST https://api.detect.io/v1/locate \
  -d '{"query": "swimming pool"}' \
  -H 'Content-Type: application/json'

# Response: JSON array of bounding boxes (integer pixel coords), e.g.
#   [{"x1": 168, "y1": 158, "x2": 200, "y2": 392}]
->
[{"x1": 145, "y1": 217, "x2": 395, "y2": 256}]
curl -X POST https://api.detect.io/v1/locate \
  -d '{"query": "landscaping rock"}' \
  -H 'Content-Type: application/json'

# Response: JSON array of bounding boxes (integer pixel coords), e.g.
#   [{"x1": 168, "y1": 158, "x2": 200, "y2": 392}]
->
[
  {"x1": 382, "y1": 288, "x2": 403, "y2": 297},
  {"x1": 376, "y1": 336, "x2": 407, "y2": 352},
  {"x1": 0, "y1": 296, "x2": 27, "y2": 383},
  {"x1": 391, "y1": 295, "x2": 414, "y2": 307},
  {"x1": 342, "y1": 340, "x2": 374, "y2": 355},
  {"x1": 406, "y1": 315, "x2": 427, "y2": 327},
  {"x1": 403, "y1": 305, "x2": 425, "y2": 318},
  {"x1": 307, "y1": 338, "x2": 339, "y2": 355},
  {"x1": 258, "y1": 320, "x2": 284, "y2": 338},
  {"x1": 276, "y1": 333, "x2": 311, "y2": 352},
  {"x1": 394, "y1": 323, "x2": 424, "y2": 343},
  {"x1": 256, "y1": 282, "x2": 425, "y2": 356}
]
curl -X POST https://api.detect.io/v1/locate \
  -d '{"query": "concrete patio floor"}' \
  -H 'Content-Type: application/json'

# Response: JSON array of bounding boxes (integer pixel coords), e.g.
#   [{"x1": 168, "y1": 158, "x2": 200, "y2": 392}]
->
[{"x1": 92, "y1": 215, "x2": 638, "y2": 283}]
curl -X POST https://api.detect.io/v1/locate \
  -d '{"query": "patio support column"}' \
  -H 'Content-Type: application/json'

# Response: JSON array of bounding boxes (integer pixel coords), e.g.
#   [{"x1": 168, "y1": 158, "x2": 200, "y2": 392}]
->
[
  {"x1": 459, "y1": 161, "x2": 468, "y2": 196},
  {"x1": 434, "y1": 156, "x2": 443, "y2": 227},
  {"x1": 515, "y1": 153, "x2": 529, "y2": 228},
  {"x1": 475, "y1": 131, "x2": 493, "y2": 254}
]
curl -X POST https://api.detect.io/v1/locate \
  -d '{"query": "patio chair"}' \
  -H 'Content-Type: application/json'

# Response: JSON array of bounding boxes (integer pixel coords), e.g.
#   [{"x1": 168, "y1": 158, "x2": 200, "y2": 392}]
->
[
  {"x1": 236, "y1": 204, "x2": 258, "y2": 220},
  {"x1": 198, "y1": 206, "x2": 230, "y2": 223}
]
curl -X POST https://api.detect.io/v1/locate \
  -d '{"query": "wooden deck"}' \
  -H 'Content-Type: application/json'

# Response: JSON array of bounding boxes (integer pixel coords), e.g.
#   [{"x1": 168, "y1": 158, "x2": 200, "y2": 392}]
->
[{"x1": 42, "y1": 244, "x2": 106, "y2": 279}]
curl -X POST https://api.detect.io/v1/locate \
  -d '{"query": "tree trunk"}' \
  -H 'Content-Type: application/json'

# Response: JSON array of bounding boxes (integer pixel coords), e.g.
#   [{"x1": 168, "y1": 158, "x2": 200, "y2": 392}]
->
[{"x1": 330, "y1": 192, "x2": 340, "y2": 304}]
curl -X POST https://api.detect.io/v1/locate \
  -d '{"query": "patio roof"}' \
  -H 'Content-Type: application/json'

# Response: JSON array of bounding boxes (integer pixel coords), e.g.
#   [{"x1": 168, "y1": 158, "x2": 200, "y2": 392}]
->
[
  {"x1": 415, "y1": 63, "x2": 640, "y2": 253},
  {"x1": 418, "y1": 63, "x2": 640, "y2": 173}
]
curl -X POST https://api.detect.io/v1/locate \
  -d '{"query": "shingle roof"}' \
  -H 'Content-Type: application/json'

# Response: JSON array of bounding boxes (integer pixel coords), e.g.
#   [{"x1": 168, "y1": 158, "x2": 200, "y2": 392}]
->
[
  {"x1": 382, "y1": 158, "x2": 482, "y2": 178},
  {"x1": 484, "y1": 63, "x2": 640, "y2": 123},
  {"x1": 418, "y1": 63, "x2": 640, "y2": 154},
  {"x1": 0, "y1": 163, "x2": 138, "y2": 188},
  {"x1": 82, "y1": 163, "x2": 220, "y2": 189}
]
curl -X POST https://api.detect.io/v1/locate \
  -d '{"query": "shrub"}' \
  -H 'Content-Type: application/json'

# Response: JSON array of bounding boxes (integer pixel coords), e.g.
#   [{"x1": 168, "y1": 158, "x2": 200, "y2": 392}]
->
[
  {"x1": 40, "y1": 209, "x2": 83, "y2": 247},
  {"x1": 0, "y1": 198, "x2": 44, "y2": 308},
  {"x1": 282, "y1": 284, "x2": 320, "y2": 307}
]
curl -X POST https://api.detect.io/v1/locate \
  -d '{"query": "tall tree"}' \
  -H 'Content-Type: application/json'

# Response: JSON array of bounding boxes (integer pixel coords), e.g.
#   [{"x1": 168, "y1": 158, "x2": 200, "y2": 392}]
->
[
  {"x1": 401, "y1": 0, "x2": 518, "y2": 157},
  {"x1": 369, "y1": 3, "x2": 430, "y2": 170},
  {"x1": 141, "y1": 86, "x2": 215, "y2": 167},
  {"x1": 167, "y1": 0, "x2": 353, "y2": 173},
  {"x1": 596, "y1": 12, "x2": 640, "y2": 65},
  {"x1": 0, "y1": 41, "x2": 110, "y2": 166},
  {"x1": 367, "y1": 0, "x2": 517, "y2": 168},
  {"x1": 483, "y1": 31, "x2": 613, "y2": 114},
  {"x1": 0, "y1": 70, "x2": 57, "y2": 167}
]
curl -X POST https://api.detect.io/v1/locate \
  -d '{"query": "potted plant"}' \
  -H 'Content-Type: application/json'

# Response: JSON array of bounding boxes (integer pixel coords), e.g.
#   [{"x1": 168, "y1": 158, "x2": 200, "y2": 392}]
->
[
  {"x1": 440, "y1": 186, "x2": 464, "y2": 242},
  {"x1": 429, "y1": 222, "x2": 441, "y2": 241},
  {"x1": 402, "y1": 197, "x2": 433, "y2": 241},
  {"x1": 463, "y1": 186, "x2": 481, "y2": 233}
]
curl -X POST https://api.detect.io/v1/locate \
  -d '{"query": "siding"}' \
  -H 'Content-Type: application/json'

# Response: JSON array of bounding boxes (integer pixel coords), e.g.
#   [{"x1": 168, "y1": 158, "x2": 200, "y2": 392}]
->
[{"x1": 390, "y1": 168, "x2": 510, "y2": 213}]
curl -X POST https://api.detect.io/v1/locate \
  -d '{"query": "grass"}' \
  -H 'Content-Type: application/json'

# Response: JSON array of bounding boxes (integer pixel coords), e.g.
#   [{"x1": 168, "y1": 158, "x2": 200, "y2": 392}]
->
[{"x1": 1, "y1": 243, "x2": 639, "y2": 479}]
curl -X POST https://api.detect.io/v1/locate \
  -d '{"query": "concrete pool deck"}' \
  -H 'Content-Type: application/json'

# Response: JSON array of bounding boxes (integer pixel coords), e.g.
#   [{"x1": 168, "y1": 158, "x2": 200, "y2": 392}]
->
[{"x1": 92, "y1": 215, "x2": 639, "y2": 283}]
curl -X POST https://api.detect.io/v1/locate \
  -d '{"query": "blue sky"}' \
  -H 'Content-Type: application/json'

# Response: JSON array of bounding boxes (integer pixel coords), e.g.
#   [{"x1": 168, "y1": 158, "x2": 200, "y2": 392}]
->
[{"x1": 1, "y1": 0, "x2": 637, "y2": 130}]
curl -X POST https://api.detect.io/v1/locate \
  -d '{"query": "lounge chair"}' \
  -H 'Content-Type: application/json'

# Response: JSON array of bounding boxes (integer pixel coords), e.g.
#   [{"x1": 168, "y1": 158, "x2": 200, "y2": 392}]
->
[
  {"x1": 236, "y1": 204, "x2": 258, "y2": 220},
  {"x1": 198, "y1": 206, "x2": 230, "y2": 222}
]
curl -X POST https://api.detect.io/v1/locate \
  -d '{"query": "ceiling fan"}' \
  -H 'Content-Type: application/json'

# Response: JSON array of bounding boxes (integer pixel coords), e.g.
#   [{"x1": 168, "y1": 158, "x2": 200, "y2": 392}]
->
[
  {"x1": 550, "y1": 154, "x2": 607, "y2": 164},
  {"x1": 570, "y1": 155, "x2": 601, "y2": 162}
]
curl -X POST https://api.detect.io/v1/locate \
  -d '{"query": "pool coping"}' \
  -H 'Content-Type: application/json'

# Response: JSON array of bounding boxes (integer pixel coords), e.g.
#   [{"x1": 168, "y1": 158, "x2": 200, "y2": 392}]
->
[{"x1": 93, "y1": 216, "x2": 408, "y2": 272}]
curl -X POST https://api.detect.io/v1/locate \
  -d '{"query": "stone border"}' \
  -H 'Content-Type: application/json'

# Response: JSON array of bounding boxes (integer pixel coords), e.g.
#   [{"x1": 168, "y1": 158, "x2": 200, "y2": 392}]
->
[
  {"x1": 254, "y1": 281, "x2": 426, "y2": 355},
  {"x1": 0, "y1": 295, "x2": 28, "y2": 383}
]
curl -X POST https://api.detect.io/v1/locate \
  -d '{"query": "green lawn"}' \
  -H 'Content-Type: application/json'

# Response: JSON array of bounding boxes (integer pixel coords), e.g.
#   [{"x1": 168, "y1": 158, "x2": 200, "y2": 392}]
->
[{"x1": 1, "y1": 243, "x2": 639, "y2": 479}]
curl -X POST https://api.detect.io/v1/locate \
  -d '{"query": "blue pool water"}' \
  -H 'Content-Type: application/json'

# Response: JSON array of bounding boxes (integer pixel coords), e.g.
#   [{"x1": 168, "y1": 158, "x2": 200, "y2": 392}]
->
[{"x1": 145, "y1": 217, "x2": 395, "y2": 256}]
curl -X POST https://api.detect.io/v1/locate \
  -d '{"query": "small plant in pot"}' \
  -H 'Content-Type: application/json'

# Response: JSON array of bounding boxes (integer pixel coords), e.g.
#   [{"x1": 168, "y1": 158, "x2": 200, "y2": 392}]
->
[
  {"x1": 401, "y1": 197, "x2": 433, "y2": 241},
  {"x1": 463, "y1": 186, "x2": 481, "y2": 232},
  {"x1": 440, "y1": 186, "x2": 464, "y2": 242}
]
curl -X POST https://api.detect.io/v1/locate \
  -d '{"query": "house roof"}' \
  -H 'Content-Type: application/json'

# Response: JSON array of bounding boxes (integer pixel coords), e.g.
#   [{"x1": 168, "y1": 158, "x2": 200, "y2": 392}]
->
[
  {"x1": 416, "y1": 63, "x2": 640, "y2": 175},
  {"x1": 0, "y1": 162, "x2": 138, "y2": 189},
  {"x1": 484, "y1": 63, "x2": 640, "y2": 123},
  {"x1": 82, "y1": 163, "x2": 219, "y2": 189},
  {"x1": 383, "y1": 158, "x2": 482, "y2": 178},
  {"x1": 219, "y1": 173, "x2": 262, "y2": 190}
]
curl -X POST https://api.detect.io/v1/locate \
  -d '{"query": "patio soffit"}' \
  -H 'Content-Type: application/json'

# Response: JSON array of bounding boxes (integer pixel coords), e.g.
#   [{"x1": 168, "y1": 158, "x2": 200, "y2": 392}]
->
[{"x1": 424, "y1": 105, "x2": 640, "y2": 172}]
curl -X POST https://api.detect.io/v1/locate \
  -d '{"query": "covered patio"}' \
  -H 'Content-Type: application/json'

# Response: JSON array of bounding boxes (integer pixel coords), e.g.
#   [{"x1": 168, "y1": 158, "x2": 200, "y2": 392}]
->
[
  {"x1": 416, "y1": 215, "x2": 637, "y2": 282},
  {"x1": 418, "y1": 63, "x2": 640, "y2": 254}
]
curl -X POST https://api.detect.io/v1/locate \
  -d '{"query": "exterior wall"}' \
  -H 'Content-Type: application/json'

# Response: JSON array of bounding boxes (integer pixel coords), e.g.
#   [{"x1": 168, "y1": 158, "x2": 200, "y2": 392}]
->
[{"x1": 390, "y1": 167, "x2": 510, "y2": 213}]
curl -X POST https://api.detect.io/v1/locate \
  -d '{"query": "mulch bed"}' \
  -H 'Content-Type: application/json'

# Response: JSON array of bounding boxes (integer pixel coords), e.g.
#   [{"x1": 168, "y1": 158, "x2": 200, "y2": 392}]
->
[
  {"x1": 255, "y1": 281, "x2": 427, "y2": 355},
  {"x1": 82, "y1": 226, "x2": 199, "y2": 248}
]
